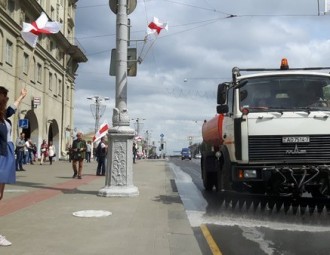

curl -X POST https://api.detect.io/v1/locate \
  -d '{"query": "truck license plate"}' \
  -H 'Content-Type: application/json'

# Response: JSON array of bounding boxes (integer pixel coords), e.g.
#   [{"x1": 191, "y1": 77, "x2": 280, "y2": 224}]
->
[{"x1": 282, "y1": 136, "x2": 310, "y2": 143}]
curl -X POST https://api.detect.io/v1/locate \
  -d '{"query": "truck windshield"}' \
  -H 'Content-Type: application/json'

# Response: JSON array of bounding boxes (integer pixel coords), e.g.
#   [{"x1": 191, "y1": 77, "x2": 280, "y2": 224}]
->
[{"x1": 239, "y1": 75, "x2": 330, "y2": 112}]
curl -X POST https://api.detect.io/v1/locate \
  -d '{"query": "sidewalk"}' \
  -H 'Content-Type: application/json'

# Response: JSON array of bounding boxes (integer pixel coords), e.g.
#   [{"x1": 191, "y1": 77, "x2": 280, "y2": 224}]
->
[{"x1": 0, "y1": 159, "x2": 202, "y2": 255}]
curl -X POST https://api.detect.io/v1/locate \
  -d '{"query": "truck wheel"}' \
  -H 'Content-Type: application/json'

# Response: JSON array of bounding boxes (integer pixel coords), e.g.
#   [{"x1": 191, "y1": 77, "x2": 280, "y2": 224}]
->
[
  {"x1": 203, "y1": 172, "x2": 216, "y2": 191},
  {"x1": 202, "y1": 155, "x2": 216, "y2": 191},
  {"x1": 216, "y1": 151, "x2": 232, "y2": 192}
]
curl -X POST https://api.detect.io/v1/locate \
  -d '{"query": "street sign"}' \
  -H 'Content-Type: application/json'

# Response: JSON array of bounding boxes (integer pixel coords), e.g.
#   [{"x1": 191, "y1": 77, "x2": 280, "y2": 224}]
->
[
  {"x1": 110, "y1": 48, "x2": 137, "y2": 76},
  {"x1": 19, "y1": 119, "x2": 29, "y2": 129},
  {"x1": 109, "y1": 0, "x2": 137, "y2": 15},
  {"x1": 33, "y1": 97, "x2": 41, "y2": 105}
]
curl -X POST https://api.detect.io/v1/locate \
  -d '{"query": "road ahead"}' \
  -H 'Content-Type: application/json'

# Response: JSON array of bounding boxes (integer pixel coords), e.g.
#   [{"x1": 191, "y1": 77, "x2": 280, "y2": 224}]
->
[{"x1": 168, "y1": 157, "x2": 330, "y2": 255}]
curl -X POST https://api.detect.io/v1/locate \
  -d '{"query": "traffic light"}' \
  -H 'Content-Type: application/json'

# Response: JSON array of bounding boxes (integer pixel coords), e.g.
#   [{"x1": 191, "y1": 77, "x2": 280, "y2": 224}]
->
[{"x1": 161, "y1": 144, "x2": 164, "y2": 150}]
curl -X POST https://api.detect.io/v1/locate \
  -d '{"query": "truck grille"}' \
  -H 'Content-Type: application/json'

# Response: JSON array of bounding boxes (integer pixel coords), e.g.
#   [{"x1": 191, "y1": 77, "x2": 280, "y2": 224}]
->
[{"x1": 248, "y1": 135, "x2": 330, "y2": 163}]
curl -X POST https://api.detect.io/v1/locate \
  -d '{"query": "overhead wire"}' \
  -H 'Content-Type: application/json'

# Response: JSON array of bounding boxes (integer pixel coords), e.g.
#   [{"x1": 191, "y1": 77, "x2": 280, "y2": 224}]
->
[{"x1": 75, "y1": 0, "x2": 325, "y2": 73}]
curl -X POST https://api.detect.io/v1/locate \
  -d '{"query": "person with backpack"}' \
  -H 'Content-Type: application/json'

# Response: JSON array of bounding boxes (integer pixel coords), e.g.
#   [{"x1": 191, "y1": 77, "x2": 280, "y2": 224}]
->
[{"x1": 96, "y1": 136, "x2": 107, "y2": 176}]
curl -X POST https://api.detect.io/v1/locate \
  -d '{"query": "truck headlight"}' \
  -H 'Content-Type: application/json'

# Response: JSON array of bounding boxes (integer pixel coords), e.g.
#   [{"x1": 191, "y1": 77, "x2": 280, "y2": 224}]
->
[{"x1": 243, "y1": 170, "x2": 257, "y2": 178}]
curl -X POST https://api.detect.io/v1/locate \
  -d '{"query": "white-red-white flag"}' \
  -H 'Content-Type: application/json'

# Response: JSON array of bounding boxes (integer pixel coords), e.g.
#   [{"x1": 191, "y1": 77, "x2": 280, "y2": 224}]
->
[
  {"x1": 93, "y1": 122, "x2": 109, "y2": 143},
  {"x1": 147, "y1": 17, "x2": 168, "y2": 35},
  {"x1": 21, "y1": 12, "x2": 62, "y2": 48}
]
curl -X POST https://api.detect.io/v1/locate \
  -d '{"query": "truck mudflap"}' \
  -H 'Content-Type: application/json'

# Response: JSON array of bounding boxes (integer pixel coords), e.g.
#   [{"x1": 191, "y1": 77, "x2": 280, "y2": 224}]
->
[{"x1": 231, "y1": 165, "x2": 330, "y2": 198}]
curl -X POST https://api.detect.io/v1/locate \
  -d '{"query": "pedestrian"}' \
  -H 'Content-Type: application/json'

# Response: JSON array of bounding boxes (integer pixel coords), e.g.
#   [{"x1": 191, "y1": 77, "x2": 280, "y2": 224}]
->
[
  {"x1": 32, "y1": 143, "x2": 37, "y2": 162},
  {"x1": 26, "y1": 139, "x2": 34, "y2": 164},
  {"x1": 23, "y1": 141, "x2": 28, "y2": 164},
  {"x1": 40, "y1": 139, "x2": 48, "y2": 165},
  {"x1": 48, "y1": 141, "x2": 55, "y2": 165},
  {"x1": 96, "y1": 137, "x2": 107, "y2": 176},
  {"x1": 133, "y1": 142, "x2": 137, "y2": 164},
  {"x1": 15, "y1": 132, "x2": 26, "y2": 171},
  {"x1": 67, "y1": 144, "x2": 73, "y2": 162},
  {"x1": 86, "y1": 140, "x2": 91, "y2": 163},
  {"x1": 0, "y1": 86, "x2": 27, "y2": 246},
  {"x1": 71, "y1": 132, "x2": 87, "y2": 179}
]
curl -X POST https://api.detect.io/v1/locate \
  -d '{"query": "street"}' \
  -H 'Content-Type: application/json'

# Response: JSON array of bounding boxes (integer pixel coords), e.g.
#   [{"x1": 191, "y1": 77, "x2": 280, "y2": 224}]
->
[{"x1": 168, "y1": 157, "x2": 330, "y2": 255}]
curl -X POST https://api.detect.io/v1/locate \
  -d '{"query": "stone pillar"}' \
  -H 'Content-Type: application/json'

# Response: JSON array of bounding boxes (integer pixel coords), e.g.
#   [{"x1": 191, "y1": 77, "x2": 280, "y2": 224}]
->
[{"x1": 98, "y1": 127, "x2": 138, "y2": 197}]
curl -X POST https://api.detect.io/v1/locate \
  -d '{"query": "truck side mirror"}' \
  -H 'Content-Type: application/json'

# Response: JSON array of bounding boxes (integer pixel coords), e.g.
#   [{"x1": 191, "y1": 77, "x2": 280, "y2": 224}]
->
[
  {"x1": 217, "y1": 104, "x2": 229, "y2": 114},
  {"x1": 217, "y1": 83, "x2": 227, "y2": 105}
]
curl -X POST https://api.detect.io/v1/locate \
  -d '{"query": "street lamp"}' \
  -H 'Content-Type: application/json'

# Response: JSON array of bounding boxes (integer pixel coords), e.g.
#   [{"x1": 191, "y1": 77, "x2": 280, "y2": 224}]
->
[
  {"x1": 131, "y1": 118, "x2": 145, "y2": 136},
  {"x1": 98, "y1": 0, "x2": 139, "y2": 197},
  {"x1": 87, "y1": 96, "x2": 109, "y2": 133}
]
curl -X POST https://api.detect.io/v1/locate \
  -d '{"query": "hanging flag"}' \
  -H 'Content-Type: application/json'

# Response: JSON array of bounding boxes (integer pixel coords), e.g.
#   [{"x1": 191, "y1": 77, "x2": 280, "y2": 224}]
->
[
  {"x1": 21, "y1": 12, "x2": 62, "y2": 48},
  {"x1": 93, "y1": 122, "x2": 109, "y2": 143},
  {"x1": 147, "y1": 17, "x2": 168, "y2": 35}
]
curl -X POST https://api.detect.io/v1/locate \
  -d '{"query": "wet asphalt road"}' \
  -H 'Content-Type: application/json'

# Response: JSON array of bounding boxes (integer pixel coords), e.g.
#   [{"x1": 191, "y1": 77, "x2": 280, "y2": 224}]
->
[{"x1": 168, "y1": 157, "x2": 330, "y2": 255}]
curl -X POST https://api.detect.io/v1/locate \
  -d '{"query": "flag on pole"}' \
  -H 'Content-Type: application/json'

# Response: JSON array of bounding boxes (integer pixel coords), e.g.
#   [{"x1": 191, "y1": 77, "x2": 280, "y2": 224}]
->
[
  {"x1": 93, "y1": 122, "x2": 109, "y2": 143},
  {"x1": 21, "y1": 12, "x2": 62, "y2": 48},
  {"x1": 147, "y1": 17, "x2": 168, "y2": 35}
]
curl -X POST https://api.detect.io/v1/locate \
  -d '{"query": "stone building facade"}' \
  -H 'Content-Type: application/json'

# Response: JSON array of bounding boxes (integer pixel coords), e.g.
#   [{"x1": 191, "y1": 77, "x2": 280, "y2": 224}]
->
[{"x1": 0, "y1": 0, "x2": 87, "y2": 158}]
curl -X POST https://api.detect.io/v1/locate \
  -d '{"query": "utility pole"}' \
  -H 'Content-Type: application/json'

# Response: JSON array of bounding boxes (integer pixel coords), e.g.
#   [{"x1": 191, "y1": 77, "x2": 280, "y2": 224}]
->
[
  {"x1": 132, "y1": 118, "x2": 145, "y2": 136},
  {"x1": 87, "y1": 96, "x2": 109, "y2": 133},
  {"x1": 145, "y1": 130, "x2": 151, "y2": 158},
  {"x1": 99, "y1": 0, "x2": 138, "y2": 197}
]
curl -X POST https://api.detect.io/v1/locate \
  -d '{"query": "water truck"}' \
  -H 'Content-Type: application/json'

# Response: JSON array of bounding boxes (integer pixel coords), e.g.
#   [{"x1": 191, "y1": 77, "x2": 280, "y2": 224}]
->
[{"x1": 201, "y1": 59, "x2": 330, "y2": 199}]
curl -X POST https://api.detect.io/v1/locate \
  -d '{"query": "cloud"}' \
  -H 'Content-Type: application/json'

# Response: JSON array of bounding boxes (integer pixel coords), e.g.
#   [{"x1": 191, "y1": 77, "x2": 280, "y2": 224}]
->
[{"x1": 74, "y1": 0, "x2": 330, "y2": 153}]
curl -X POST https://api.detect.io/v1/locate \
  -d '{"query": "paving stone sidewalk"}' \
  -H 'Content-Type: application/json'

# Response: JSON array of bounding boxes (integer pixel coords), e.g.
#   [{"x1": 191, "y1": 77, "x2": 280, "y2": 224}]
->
[{"x1": 0, "y1": 159, "x2": 202, "y2": 255}]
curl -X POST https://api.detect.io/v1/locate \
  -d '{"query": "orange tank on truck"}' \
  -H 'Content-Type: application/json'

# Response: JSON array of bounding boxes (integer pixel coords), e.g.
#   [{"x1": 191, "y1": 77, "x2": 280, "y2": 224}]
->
[{"x1": 202, "y1": 114, "x2": 224, "y2": 146}]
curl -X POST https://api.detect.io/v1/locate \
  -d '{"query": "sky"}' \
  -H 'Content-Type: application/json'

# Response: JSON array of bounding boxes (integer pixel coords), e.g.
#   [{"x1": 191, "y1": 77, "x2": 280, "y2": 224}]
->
[{"x1": 74, "y1": 0, "x2": 330, "y2": 154}]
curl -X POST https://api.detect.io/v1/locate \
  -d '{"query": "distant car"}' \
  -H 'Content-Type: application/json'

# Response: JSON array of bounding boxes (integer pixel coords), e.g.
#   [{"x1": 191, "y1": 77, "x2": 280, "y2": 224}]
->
[
  {"x1": 181, "y1": 148, "x2": 191, "y2": 160},
  {"x1": 194, "y1": 153, "x2": 202, "y2": 159}
]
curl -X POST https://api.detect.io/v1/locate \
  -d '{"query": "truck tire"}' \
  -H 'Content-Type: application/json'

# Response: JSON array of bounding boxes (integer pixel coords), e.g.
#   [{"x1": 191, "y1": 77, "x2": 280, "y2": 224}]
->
[
  {"x1": 202, "y1": 155, "x2": 216, "y2": 191},
  {"x1": 216, "y1": 149, "x2": 232, "y2": 192}
]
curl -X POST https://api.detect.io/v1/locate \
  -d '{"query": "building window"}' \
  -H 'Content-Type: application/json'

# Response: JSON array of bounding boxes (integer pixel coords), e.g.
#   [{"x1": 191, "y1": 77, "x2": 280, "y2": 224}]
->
[
  {"x1": 66, "y1": 85, "x2": 70, "y2": 101},
  {"x1": 32, "y1": 58, "x2": 36, "y2": 83},
  {"x1": 37, "y1": 63, "x2": 42, "y2": 83},
  {"x1": 0, "y1": 31, "x2": 3, "y2": 64},
  {"x1": 7, "y1": 0, "x2": 15, "y2": 17},
  {"x1": 50, "y1": 41, "x2": 54, "y2": 52},
  {"x1": 56, "y1": 50, "x2": 60, "y2": 61},
  {"x1": 51, "y1": 6, "x2": 55, "y2": 20},
  {"x1": 54, "y1": 74, "x2": 58, "y2": 96},
  {"x1": 58, "y1": 79, "x2": 62, "y2": 96},
  {"x1": 5, "y1": 40, "x2": 13, "y2": 65},
  {"x1": 23, "y1": 53, "x2": 29, "y2": 74},
  {"x1": 49, "y1": 73, "x2": 53, "y2": 90}
]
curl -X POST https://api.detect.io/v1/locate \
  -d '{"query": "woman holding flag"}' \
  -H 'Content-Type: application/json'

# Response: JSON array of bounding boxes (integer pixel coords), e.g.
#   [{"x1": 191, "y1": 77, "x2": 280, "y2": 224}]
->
[{"x1": 0, "y1": 87, "x2": 27, "y2": 246}]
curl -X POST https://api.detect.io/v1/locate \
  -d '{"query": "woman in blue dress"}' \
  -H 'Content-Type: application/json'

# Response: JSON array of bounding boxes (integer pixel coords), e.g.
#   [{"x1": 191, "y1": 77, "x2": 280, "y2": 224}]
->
[{"x1": 0, "y1": 86, "x2": 27, "y2": 246}]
